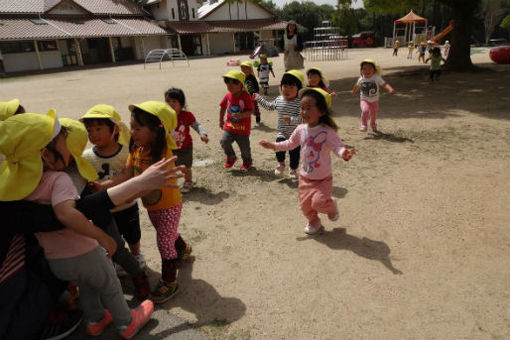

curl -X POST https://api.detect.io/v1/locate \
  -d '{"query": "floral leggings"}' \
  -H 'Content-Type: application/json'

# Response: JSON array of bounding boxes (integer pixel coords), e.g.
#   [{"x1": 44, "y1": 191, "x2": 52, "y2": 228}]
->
[{"x1": 147, "y1": 204, "x2": 182, "y2": 260}]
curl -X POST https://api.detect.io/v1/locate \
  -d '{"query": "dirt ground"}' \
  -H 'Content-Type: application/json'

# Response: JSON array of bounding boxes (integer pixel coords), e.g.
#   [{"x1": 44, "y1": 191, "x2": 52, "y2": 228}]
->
[{"x1": 2, "y1": 47, "x2": 509, "y2": 339}]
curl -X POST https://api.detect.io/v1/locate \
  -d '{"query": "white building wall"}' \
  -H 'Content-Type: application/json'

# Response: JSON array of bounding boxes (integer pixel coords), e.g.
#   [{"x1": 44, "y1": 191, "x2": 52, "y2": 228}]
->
[
  {"x1": 209, "y1": 32, "x2": 234, "y2": 54},
  {"x1": 150, "y1": 1, "x2": 170, "y2": 21},
  {"x1": 202, "y1": 0, "x2": 272, "y2": 21},
  {"x1": 153, "y1": 0, "x2": 200, "y2": 21},
  {"x1": 134, "y1": 36, "x2": 163, "y2": 59},
  {"x1": 3, "y1": 50, "x2": 62, "y2": 72}
]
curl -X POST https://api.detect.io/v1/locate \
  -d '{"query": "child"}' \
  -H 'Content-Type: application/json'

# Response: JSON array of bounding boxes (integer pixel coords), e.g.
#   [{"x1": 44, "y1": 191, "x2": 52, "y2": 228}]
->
[
  {"x1": 254, "y1": 70, "x2": 303, "y2": 178},
  {"x1": 392, "y1": 40, "x2": 400, "y2": 56},
  {"x1": 260, "y1": 88, "x2": 355, "y2": 235},
  {"x1": 241, "y1": 61, "x2": 262, "y2": 124},
  {"x1": 80, "y1": 105, "x2": 147, "y2": 271},
  {"x1": 98, "y1": 101, "x2": 191, "y2": 304},
  {"x1": 351, "y1": 59, "x2": 395, "y2": 132},
  {"x1": 443, "y1": 40, "x2": 450, "y2": 57},
  {"x1": 257, "y1": 54, "x2": 275, "y2": 95},
  {"x1": 306, "y1": 67, "x2": 337, "y2": 98},
  {"x1": 0, "y1": 98, "x2": 25, "y2": 121},
  {"x1": 0, "y1": 111, "x2": 154, "y2": 338},
  {"x1": 417, "y1": 42, "x2": 427, "y2": 63},
  {"x1": 219, "y1": 69, "x2": 255, "y2": 171},
  {"x1": 425, "y1": 47, "x2": 447, "y2": 82},
  {"x1": 407, "y1": 41, "x2": 414, "y2": 59},
  {"x1": 165, "y1": 88, "x2": 209, "y2": 192}
]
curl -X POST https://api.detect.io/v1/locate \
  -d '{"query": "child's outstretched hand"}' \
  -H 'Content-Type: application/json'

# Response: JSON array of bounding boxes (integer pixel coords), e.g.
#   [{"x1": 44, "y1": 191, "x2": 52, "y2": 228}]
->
[
  {"x1": 252, "y1": 93, "x2": 259, "y2": 100},
  {"x1": 89, "y1": 181, "x2": 105, "y2": 192},
  {"x1": 330, "y1": 92, "x2": 338, "y2": 98},
  {"x1": 200, "y1": 134, "x2": 209, "y2": 143},
  {"x1": 342, "y1": 148, "x2": 355, "y2": 161},
  {"x1": 259, "y1": 140, "x2": 275, "y2": 150}
]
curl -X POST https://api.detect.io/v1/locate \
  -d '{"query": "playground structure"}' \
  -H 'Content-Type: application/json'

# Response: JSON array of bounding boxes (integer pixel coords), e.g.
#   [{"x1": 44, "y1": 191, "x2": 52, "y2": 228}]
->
[
  {"x1": 250, "y1": 39, "x2": 279, "y2": 59},
  {"x1": 144, "y1": 48, "x2": 189, "y2": 69},
  {"x1": 303, "y1": 21, "x2": 348, "y2": 62}
]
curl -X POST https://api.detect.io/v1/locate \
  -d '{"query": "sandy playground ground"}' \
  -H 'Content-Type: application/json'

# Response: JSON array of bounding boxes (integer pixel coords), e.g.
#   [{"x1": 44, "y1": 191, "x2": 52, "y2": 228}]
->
[{"x1": 1, "y1": 47, "x2": 509, "y2": 339}]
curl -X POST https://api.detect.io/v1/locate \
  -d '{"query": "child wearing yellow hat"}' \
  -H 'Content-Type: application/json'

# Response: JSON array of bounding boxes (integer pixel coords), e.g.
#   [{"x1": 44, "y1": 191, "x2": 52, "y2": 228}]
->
[
  {"x1": 241, "y1": 61, "x2": 262, "y2": 124},
  {"x1": 407, "y1": 41, "x2": 415, "y2": 59},
  {"x1": 393, "y1": 40, "x2": 400, "y2": 56},
  {"x1": 260, "y1": 88, "x2": 355, "y2": 235},
  {"x1": 220, "y1": 69, "x2": 255, "y2": 170},
  {"x1": 257, "y1": 54, "x2": 275, "y2": 95},
  {"x1": 0, "y1": 111, "x2": 154, "y2": 338},
  {"x1": 443, "y1": 40, "x2": 450, "y2": 57},
  {"x1": 417, "y1": 42, "x2": 427, "y2": 63},
  {"x1": 306, "y1": 67, "x2": 337, "y2": 98},
  {"x1": 80, "y1": 104, "x2": 148, "y2": 274},
  {"x1": 254, "y1": 69, "x2": 303, "y2": 178},
  {"x1": 351, "y1": 59, "x2": 395, "y2": 132}
]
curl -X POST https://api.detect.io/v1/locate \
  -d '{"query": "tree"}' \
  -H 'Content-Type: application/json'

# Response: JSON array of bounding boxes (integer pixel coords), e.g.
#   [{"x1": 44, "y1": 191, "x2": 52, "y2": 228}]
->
[
  {"x1": 280, "y1": 1, "x2": 335, "y2": 41},
  {"x1": 501, "y1": 14, "x2": 510, "y2": 34},
  {"x1": 481, "y1": 0, "x2": 506, "y2": 44},
  {"x1": 332, "y1": 0, "x2": 360, "y2": 36}
]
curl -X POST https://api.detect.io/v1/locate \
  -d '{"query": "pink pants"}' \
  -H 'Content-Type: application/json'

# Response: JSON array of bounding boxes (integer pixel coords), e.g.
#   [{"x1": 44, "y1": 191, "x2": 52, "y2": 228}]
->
[
  {"x1": 360, "y1": 99, "x2": 379, "y2": 127},
  {"x1": 147, "y1": 204, "x2": 182, "y2": 260},
  {"x1": 298, "y1": 175, "x2": 335, "y2": 228}
]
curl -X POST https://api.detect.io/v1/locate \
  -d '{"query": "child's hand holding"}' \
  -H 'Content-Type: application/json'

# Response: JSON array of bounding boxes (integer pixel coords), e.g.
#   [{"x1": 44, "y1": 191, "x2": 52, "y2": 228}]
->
[
  {"x1": 200, "y1": 134, "x2": 209, "y2": 143},
  {"x1": 97, "y1": 232, "x2": 117, "y2": 258},
  {"x1": 89, "y1": 181, "x2": 106, "y2": 193},
  {"x1": 283, "y1": 115, "x2": 290, "y2": 123},
  {"x1": 342, "y1": 148, "x2": 355, "y2": 161},
  {"x1": 259, "y1": 140, "x2": 275, "y2": 150}
]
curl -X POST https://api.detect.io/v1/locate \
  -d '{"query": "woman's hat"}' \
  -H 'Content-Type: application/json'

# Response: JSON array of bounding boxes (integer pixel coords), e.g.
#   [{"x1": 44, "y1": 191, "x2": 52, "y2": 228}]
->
[
  {"x1": 222, "y1": 69, "x2": 246, "y2": 84},
  {"x1": 307, "y1": 67, "x2": 329, "y2": 86},
  {"x1": 0, "y1": 110, "x2": 59, "y2": 200},
  {"x1": 0, "y1": 99, "x2": 20, "y2": 121},
  {"x1": 299, "y1": 87, "x2": 332, "y2": 109},
  {"x1": 360, "y1": 58, "x2": 382, "y2": 75},
  {"x1": 284, "y1": 69, "x2": 304, "y2": 85},
  {"x1": 59, "y1": 118, "x2": 98, "y2": 182},
  {"x1": 128, "y1": 101, "x2": 177, "y2": 150},
  {"x1": 80, "y1": 104, "x2": 130, "y2": 145}
]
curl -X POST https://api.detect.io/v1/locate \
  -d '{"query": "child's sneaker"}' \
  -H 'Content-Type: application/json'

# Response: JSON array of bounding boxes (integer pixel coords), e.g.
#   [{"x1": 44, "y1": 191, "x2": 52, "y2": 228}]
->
[
  {"x1": 371, "y1": 124, "x2": 377, "y2": 133},
  {"x1": 151, "y1": 280, "x2": 179, "y2": 304},
  {"x1": 114, "y1": 263, "x2": 128, "y2": 277},
  {"x1": 240, "y1": 162, "x2": 252, "y2": 171},
  {"x1": 224, "y1": 157, "x2": 237, "y2": 168},
  {"x1": 328, "y1": 197, "x2": 339, "y2": 221},
  {"x1": 41, "y1": 309, "x2": 83, "y2": 340},
  {"x1": 133, "y1": 272, "x2": 151, "y2": 300},
  {"x1": 85, "y1": 309, "x2": 113, "y2": 336},
  {"x1": 255, "y1": 115, "x2": 261, "y2": 123},
  {"x1": 274, "y1": 163, "x2": 285, "y2": 176},
  {"x1": 359, "y1": 125, "x2": 367, "y2": 132},
  {"x1": 118, "y1": 300, "x2": 154, "y2": 339},
  {"x1": 288, "y1": 168, "x2": 298, "y2": 179},
  {"x1": 181, "y1": 181, "x2": 193, "y2": 193},
  {"x1": 134, "y1": 253, "x2": 146, "y2": 269},
  {"x1": 177, "y1": 242, "x2": 192, "y2": 262},
  {"x1": 304, "y1": 223, "x2": 324, "y2": 235}
]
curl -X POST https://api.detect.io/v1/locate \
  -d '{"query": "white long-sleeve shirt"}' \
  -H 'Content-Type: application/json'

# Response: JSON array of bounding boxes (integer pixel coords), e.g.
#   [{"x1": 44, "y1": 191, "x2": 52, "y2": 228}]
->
[{"x1": 256, "y1": 95, "x2": 301, "y2": 139}]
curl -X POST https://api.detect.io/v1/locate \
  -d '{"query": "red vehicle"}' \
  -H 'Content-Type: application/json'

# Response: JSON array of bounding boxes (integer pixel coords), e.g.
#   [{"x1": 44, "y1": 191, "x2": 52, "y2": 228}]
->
[{"x1": 351, "y1": 31, "x2": 375, "y2": 48}]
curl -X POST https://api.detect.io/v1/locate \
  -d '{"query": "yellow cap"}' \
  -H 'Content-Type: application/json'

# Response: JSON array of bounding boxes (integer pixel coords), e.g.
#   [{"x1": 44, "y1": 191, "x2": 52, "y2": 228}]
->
[
  {"x1": 59, "y1": 118, "x2": 98, "y2": 182},
  {"x1": 80, "y1": 104, "x2": 130, "y2": 145},
  {"x1": 259, "y1": 54, "x2": 267, "y2": 59},
  {"x1": 241, "y1": 61, "x2": 253, "y2": 68},
  {"x1": 0, "y1": 99, "x2": 20, "y2": 121},
  {"x1": 0, "y1": 110, "x2": 58, "y2": 200},
  {"x1": 222, "y1": 69, "x2": 246, "y2": 84},
  {"x1": 299, "y1": 87, "x2": 332, "y2": 109},
  {"x1": 445, "y1": 40, "x2": 449, "y2": 44},
  {"x1": 284, "y1": 69, "x2": 305, "y2": 85},
  {"x1": 128, "y1": 101, "x2": 177, "y2": 150},
  {"x1": 361, "y1": 58, "x2": 381, "y2": 75},
  {"x1": 307, "y1": 67, "x2": 329, "y2": 86}
]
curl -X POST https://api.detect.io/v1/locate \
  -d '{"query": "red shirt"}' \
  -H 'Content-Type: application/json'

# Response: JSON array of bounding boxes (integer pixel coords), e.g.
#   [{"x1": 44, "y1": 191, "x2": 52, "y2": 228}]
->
[
  {"x1": 220, "y1": 91, "x2": 253, "y2": 135},
  {"x1": 170, "y1": 111, "x2": 196, "y2": 149}
]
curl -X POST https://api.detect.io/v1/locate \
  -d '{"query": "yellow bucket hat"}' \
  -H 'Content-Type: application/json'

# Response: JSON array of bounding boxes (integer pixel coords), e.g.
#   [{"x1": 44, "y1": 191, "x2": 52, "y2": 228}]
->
[
  {"x1": 259, "y1": 54, "x2": 267, "y2": 59},
  {"x1": 284, "y1": 69, "x2": 305, "y2": 86},
  {"x1": 307, "y1": 67, "x2": 329, "y2": 86},
  {"x1": 222, "y1": 69, "x2": 246, "y2": 84},
  {"x1": 361, "y1": 59, "x2": 382, "y2": 75},
  {"x1": 59, "y1": 118, "x2": 98, "y2": 181},
  {"x1": 128, "y1": 101, "x2": 177, "y2": 150},
  {"x1": 240, "y1": 61, "x2": 253, "y2": 68},
  {"x1": 0, "y1": 110, "x2": 59, "y2": 201},
  {"x1": 80, "y1": 104, "x2": 130, "y2": 145},
  {"x1": 0, "y1": 99, "x2": 20, "y2": 121},
  {"x1": 299, "y1": 87, "x2": 332, "y2": 109}
]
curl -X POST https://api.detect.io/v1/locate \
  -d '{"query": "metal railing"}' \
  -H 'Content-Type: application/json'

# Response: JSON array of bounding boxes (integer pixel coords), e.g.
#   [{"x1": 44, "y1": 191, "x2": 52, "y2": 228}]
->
[{"x1": 144, "y1": 48, "x2": 189, "y2": 69}]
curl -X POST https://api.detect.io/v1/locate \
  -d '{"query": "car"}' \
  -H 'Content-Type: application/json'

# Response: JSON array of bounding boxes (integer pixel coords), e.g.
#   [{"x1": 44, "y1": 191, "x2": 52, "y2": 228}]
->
[
  {"x1": 351, "y1": 31, "x2": 375, "y2": 48},
  {"x1": 488, "y1": 38, "x2": 509, "y2": 46}
]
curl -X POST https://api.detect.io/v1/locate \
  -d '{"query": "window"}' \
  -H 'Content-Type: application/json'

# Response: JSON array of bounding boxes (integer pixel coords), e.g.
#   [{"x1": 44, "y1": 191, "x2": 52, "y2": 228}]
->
[
  {"x1": 38, "y1": 41, "x2": 58, "y2": 51},
  {"x1": 171, "y1": 8, "x2": 175, "y2": 19},
  {"x1": 0, "y1": 41, "x2": 35, "y2": 54},
  {"x1": 192, "y1": 8, "x2": 195, "y2": 19}
]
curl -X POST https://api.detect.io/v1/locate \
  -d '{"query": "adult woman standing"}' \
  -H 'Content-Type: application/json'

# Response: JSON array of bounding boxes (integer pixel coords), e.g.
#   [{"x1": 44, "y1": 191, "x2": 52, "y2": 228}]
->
[{"x1": 281, "y1": 20, "x2": 304, "y2": 71}]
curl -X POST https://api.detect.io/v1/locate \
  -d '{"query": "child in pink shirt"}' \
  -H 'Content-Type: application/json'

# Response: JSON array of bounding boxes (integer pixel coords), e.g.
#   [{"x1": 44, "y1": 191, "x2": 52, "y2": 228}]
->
[{"x1": 260, "y1": 88, "x2": 355, "y2": 235}]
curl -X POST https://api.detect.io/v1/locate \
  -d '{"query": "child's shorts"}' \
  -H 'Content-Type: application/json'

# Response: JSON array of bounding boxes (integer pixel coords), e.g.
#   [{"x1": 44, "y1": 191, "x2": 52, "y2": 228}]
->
[{"x1": 174, "y1": 144, "x2": 193, "y2": 168}]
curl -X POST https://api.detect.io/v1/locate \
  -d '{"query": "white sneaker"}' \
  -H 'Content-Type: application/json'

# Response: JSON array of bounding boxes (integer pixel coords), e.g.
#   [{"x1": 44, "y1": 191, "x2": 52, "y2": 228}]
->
[
  {"x1": 288, "y1": 168, "x2": 298, "y2": 179},
  {"x1": 359, "y1": 125, "x2": 367, "y2": 132},
  {"x1": 114, "y1": 262, "x2": 128, "y2": 277},
  {"x1": 134, "y1": 253, "x2": 147, "y2": 269},
  {"x1": 181, "y1": 181, "x2": 193, "y2": 193},
  {"x1": 274, "y1": 164, "x2": 285, "y2": 176},
  {"x1": 328, "y1": 198, "x2": 339, "y2": 221},
  {"x1": 304, "y1": 223, "x2": 324, "y2": 235}
]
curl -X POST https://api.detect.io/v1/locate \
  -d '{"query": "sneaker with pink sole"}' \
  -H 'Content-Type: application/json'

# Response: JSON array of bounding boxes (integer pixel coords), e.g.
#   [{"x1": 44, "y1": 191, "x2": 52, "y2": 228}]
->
[
  {"x1": 85, "y1": 309, "x2": 113, "y2": 336},
  {"x1": 118, "y1": 300, "x2": 154, "y2": 339}
]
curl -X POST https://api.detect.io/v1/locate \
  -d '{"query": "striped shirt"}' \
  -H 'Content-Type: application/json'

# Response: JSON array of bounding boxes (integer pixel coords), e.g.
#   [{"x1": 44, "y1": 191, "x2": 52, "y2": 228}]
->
[
  {"x1": 0, "y1": 234, "x2": 25, "y2": 285},
  {"x1": 256, "y1": 95, "x2": 301, "y2": 139}
]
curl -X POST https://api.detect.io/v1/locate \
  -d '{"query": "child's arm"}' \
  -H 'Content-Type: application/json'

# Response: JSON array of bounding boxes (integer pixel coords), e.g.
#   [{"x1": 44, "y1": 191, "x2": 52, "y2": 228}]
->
[
  {"x1": 425, "y1": 57, "x2": 430, "y2": 63},
  {"x1": 191, "y1": 121, "x2": 209, "y2": 143},
  {"x1": 271, "y1": 69, "x2": 276, "y2": 78},
  {"x1": 89, "y1": 164, "x2": 134, "y2": 192},
  {"x1": 351, "y1": 84, "x2": 360, "y2": 95},
  {"x1": 260, "y1": 127, "x2": 301, "y2": 151},
  {"x1": 232, "y1": 109, "x2": 253, "y2": 119},
  {"x1": 255, "y1": 95, "x2": 278, "y2": 111},
  {"x1": 382, "y1": 83, "x2": 396, "y2": 94},
  {"x1": 53, "y1": 200, "x2": 117, "y2": 257},
  {"x1": 219, "y1": 107, "x2": 226, "y2": 129},
  {"x1": 259, "y1": 140, "x2": 275, "y2": 150}
]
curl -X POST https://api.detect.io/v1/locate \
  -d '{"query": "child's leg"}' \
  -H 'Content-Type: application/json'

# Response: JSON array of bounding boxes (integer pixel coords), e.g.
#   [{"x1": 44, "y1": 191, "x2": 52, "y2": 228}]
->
[
  {"x1": 235, "y1": 134, "x2": 252, "y2": 165},
  {"x1": 275, "y1": 137, "x2": 287, "y2": 165},
  {"x1": 288, "y1": 145, "x2": 301, "y2": 170},
  {"x1": 253, "y1": 101, "x2": 261, "y2": 123},
  {"x1": 105, "y1": 218, "x2": 143, "y2": 278},
  {"x1": 220, "y1": 130, "x2": 237, "y2": 159},
  {"x1": 359, "y1": 100, "x2": 370, "y2": 128},
  {"x1": 308, "y1": 175, "x2": 336, "y2": 217},
  {"x1": 298, "y1": 177, "x2": 321, "y2": 227},
  {"x1": 368, "y1": 101, "x2": 379, "y2": 129}
]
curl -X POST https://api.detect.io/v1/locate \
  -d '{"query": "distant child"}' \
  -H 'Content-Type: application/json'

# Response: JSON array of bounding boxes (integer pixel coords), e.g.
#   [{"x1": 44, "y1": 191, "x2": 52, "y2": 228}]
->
[
  {"x1": 443, "y1": 40, "x2": 450, "y2": 57},
  {"x1": 0, "y1": 98, "x2": 25, "y2": 121},
  {"x1": 351, "y1": 59, "x2": 395, "y2": 132},
  {"x1": 306, "y1": 67, "x2": 337, "y2": 98},
  {"x1": 241, "y1": 61, "x2": 262, "y2": 124},
  {"x1": 425, "y1": 47, "x2": 447, "y2": 82},
  {"x1": 257, "y1": 54, "x2": 275, "y2": 95},
  {"x1": 98, "y1": 101, "x2": 191, "y2": 304},
  {"x1": 407, "y1": 41, "x2": 415, "y2": 59},
  {"x1": 254, "y1": 70, "x2": 303, "y2": 178},
  {"x1": 165, "y1": 87, "x2": 209, "y2": 192},
  {"x1": 417, "y1": 42, "x2": 426, "y2": 63},
  {"x1": 219, "y1": 69, "x2": 255, "y2": 171},
  {"x1": 0, "y1": 111, "x2": 154, "y2": 338},
  {"x1": 392, "y1": 40, "x2": 400, "y2": 56},
  {"x1": 260, "y1": 88, "x2": 355, "y2": 235}
]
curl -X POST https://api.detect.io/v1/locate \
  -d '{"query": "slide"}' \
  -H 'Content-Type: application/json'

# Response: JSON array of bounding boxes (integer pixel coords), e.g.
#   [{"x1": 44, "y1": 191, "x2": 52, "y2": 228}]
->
[{"x1": 432, "y1": 21, "x2": 454, "y2": 42}]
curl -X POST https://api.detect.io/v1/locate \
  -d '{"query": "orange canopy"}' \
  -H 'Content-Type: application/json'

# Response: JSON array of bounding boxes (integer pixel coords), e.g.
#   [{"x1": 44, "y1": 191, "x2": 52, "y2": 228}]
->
[{"x1": 395, "y1": 10, "x2": 427, "y2": 24}]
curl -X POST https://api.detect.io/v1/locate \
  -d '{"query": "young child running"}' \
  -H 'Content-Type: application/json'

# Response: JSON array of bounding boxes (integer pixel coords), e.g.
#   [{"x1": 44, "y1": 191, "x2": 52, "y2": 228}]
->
[
  {"x1": 351, "y1": 59, "x2": 395, "y2": 133},
  {"x1": 260, "y1": 88, "x2": 355, "y2": 234},
  {"x1": 257, "y1": 54, "x2": 275, "y2": 95},
  {"x1": 407, "y1": 41, "x2": 415, "y2": 59},
  {"x1": 392, "y1": 40, "x2": 400, "y2": 56},
  {"x1": 241, "y1": 61, "x2": 262, "y2": 124},
  {"x1": 425, "y1": 47, "x2": 447, "y2": 82},
  {"x1": 306, "y1": 67, "x2": 337, "y2": 98},
  {"x1": 219, "y1": 69, "x2": 255, "y2": 171},
  {"x1": 0, "y1": 111, "x2": 153, "y2": 338},
  {"x1": 98, "y1": 101, "x2": 191, "y2": 304},
  {"x1": 165, "y1": 88, "x2": 209, "y2": 193},
  {"x1": 254, "y1": 70, "x2": 303, "y2": 178},
  {"x1": 417, "y1": 42, "x2": 427, "y2": 63}
]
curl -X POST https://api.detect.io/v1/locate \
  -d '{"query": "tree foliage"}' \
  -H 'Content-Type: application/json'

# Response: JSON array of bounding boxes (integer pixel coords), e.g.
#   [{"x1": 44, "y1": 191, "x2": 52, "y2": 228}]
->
[
  {"x1": 481, "y1": 0, "x2": 506, "y2": 44},
  {"x1": 279, "y1": 1, "x2": 335, "y2": 41},
  {"x1": 332, "y1": 0, "x2": 360, "y2": 36}
]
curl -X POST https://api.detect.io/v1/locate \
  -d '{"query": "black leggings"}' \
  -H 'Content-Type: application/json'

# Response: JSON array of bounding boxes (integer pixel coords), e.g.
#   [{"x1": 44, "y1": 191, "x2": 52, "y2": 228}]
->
[{"x1": 275, "y1": 137, "x2": 301, "y2": 170}]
